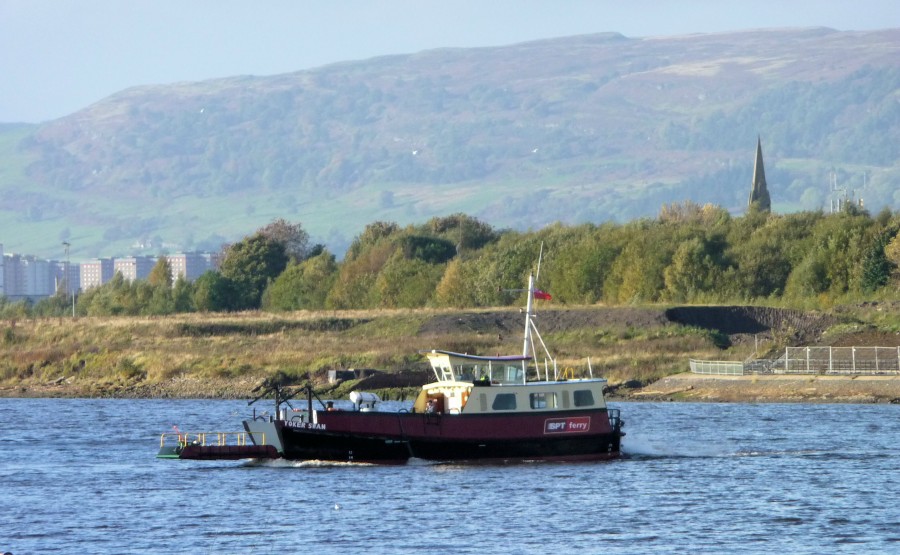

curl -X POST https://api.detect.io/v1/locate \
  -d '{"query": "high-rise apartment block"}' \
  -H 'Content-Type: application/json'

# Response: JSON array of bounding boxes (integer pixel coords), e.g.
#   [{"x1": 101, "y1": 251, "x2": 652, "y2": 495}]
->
[
  {"x1": 166, "y1": 252, "x2": 218, "y2": 282},
  {"x1": 113, "y1": 256, "x2": 157, "y2": 282},
  {"x1": 80, "y1": 258, "x2": 115, "y2": 290},
  {"x1": 1, "y1": 249, "x2": 80, "y2": 301}
]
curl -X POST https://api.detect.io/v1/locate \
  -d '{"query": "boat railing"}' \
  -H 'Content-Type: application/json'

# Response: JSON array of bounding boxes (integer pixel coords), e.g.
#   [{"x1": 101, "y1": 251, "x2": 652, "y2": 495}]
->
[{"x1": 159, "y1": 431, "x2": 266, "y2": 449}]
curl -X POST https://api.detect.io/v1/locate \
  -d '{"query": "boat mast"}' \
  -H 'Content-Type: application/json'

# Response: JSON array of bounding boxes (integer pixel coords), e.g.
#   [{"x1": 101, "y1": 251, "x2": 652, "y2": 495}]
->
[
  {"x1": 523, "y1": 244, "x2": 556, "y2": 379},
  {"x1": 522, "y1": 272, "x2": 536, "y2": 359},
  {"x1": 523, "y1": 243, "x2": 544, "y2": 359}
]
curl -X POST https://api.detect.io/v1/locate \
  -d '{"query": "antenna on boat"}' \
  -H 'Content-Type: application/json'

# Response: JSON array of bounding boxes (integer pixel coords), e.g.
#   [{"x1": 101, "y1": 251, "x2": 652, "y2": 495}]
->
[{"x1": 535, "y1": 242, "x2": 544, "y2": 284}]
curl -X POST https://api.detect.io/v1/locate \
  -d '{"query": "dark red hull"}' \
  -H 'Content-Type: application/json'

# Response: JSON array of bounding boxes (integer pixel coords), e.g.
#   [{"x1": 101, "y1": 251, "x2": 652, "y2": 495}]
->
[
  {"x1": 178, "y1": 444, "x2": 280, "y2": 460},
  {"x1": 276, "y1": 409, "x2": 623, "y2": 463}
]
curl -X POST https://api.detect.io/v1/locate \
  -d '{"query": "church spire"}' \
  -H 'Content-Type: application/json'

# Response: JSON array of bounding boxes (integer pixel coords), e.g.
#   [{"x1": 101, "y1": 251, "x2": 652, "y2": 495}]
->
[{"x1": 748, "y1": 136, "x2": 771, "y2": 212}]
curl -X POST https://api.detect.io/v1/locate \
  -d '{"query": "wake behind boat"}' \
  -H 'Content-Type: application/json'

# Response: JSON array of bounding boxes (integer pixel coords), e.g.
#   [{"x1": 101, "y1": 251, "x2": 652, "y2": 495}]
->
[{"x1": 158, "y1": 273, "x2": 624, "y2": 464}]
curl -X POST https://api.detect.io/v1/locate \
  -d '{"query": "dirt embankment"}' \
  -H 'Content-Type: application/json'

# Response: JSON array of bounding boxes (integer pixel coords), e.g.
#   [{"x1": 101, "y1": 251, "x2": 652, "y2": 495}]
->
[
  {"x1": 204, "y1": 306, "x2": 893, "y2": 403},
  {"x1": 664, "y1": 305, "x2": 840, "y2": 347},
  {"x1": 4, "y1": 305, "x2": 896, "y2": 402},
  {"x1": 418, "y1": 307, "x2": 669, "y2": 336},
  {"x1": 421, "y1": 305, "x2": 842, "y2": 346}
]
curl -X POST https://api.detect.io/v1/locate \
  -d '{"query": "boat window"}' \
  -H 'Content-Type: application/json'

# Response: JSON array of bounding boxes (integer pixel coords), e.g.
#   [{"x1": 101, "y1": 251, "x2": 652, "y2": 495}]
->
[
  {"x1": 455, "y1": 364, "x2": 481, "y2": 382},
  {"x1": 491, "y1": 393, "x2": 517, "y2": 411},
  {"x1": 432, "y1": 360, "x2": 452, "y2": 382},
  {"x1": 491, "y1": 364, "x2": 524, "y2": 384},
  {"x1": 508, "y1": 365, "x2": 524, "y2": 382},
  {"x1": 573, "y1": 389, "x2": 595, "y2": 407},
  {"x1": 529, "y1": 392, "x2": 557, "y2": 409}
]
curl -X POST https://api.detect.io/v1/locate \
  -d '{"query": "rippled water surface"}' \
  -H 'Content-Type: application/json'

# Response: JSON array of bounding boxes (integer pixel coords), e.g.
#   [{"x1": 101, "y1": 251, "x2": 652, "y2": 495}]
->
[{"x1": 2, "y1": 399, "x2": 898, "y2": 554}]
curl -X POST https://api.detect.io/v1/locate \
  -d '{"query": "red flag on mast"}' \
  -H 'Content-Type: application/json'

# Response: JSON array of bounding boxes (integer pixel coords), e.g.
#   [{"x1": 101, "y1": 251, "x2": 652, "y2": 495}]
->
[{"x1": 533, "y1": 289, "x2": 552, "y2": 300}]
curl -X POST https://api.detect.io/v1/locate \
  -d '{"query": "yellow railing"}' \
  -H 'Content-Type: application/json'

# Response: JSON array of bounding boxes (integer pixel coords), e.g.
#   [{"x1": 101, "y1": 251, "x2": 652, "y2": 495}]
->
[{"x1": 159, "y1": 431, "x2": 266, "y2": 448}]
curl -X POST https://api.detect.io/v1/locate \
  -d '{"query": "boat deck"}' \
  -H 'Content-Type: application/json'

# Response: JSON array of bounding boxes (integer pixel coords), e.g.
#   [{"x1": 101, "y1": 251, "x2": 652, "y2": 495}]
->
[{"x1": 157, "y1": 431, "x2": 280, "y2": 460}]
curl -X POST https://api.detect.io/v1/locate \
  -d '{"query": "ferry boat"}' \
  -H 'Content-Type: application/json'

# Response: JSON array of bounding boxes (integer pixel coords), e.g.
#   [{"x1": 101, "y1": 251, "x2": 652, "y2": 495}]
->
[{"x1": 158, "y1": 273, "x2": 624, "y2": 464}]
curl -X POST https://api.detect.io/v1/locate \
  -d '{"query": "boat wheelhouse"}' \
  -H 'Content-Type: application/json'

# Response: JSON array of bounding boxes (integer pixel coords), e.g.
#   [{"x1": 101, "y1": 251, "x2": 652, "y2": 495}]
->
[{"x1": 415, "y1": 350, "x2": 612, "y2": 418}]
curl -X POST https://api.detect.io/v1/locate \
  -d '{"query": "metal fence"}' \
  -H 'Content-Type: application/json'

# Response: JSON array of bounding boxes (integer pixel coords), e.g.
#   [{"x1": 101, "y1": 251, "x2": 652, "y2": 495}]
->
[
  {"x1": 688, "y1": 359, "x2": 745, "y2": 375},
  {"x1": 781, "y1": 346, "x2": 900, "y2": 375},
  {"x1": 690, "y1": 346, "x2": 900, "y2": 376}
]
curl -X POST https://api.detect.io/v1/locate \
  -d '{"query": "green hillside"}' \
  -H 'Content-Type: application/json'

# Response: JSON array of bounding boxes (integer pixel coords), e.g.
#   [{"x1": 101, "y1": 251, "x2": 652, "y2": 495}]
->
[{"x1": 0, "y1": 28, "x2": 898, "y2": 259}]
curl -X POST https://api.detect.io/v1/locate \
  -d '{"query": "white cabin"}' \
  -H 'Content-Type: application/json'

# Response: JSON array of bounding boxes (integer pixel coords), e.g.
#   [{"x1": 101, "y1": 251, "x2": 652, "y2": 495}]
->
[{"x1": 413, "y1": 350, "x2": 608, "y2": 415}]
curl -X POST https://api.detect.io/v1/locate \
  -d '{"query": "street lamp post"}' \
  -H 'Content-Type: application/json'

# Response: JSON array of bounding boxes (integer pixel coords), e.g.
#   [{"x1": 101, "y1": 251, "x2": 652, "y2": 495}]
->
[{"x1": 62, "y1": 241, "x2": 74, "y2": 317}]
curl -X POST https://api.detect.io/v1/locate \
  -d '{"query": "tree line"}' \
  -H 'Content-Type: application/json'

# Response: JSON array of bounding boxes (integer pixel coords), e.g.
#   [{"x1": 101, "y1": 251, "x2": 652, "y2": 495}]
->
[{"x1": 3, "y1": 204, "x2": 900, "y2": 319}]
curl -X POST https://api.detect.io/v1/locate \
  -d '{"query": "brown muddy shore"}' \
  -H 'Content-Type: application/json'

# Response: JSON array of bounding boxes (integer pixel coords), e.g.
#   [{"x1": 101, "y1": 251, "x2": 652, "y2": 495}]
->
[
  {"x1": 625, "y1": 373, "x2": 900, "y2": 404},
  {"x1": 4, "y1": 373, "x2": 900, "y2": 404}
]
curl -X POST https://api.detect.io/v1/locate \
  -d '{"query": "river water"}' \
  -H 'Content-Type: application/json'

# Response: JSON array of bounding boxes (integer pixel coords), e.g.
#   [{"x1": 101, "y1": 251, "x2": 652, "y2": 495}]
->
[{"x1": 1, "y1": 399, "x2": 898, "y2": 554}]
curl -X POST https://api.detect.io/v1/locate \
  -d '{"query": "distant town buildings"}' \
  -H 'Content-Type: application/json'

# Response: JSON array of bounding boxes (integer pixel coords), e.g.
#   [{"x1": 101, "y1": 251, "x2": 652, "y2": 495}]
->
[
  {"x1": 0, "y1": 245, "x2": 219, "y2": 301},
  {"x1": 0, "y1": 253, "x2": 72, "y2": 300}
]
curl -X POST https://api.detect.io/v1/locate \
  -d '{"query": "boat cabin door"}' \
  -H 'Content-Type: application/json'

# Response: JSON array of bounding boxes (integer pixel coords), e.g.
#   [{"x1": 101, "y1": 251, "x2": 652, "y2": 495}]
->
[{"x1": 424, "y1": 394, "x2": 445, "y2": 432}]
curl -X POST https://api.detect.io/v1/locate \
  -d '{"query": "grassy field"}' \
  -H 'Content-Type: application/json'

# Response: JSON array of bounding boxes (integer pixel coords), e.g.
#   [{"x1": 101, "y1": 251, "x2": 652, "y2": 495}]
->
[{"x1": 0, "y1": 306, "x2": 740, "y2": 398}]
